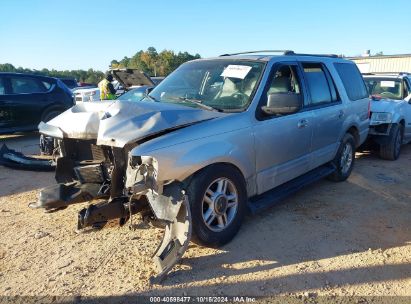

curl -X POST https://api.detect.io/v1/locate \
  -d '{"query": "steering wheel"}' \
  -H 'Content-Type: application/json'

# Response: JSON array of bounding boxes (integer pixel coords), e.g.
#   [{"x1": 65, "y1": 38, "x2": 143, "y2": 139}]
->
[
  {"x1": 379, "y1": 91, "x2": 397, "y2": 98},
  {"x1": 231, "y1": 92, "x2": 248, "y2": 101}
]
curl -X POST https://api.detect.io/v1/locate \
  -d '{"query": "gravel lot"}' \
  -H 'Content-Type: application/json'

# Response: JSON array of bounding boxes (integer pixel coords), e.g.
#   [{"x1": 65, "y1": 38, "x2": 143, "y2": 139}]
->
[{"x1": 0, "y1": 134, "x2": 410, "y2": 300}]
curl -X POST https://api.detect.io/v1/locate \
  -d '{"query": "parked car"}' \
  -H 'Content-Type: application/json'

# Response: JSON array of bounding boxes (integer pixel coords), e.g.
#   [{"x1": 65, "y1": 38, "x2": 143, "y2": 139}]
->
[
  {"x1": 0, "y1": 73, "x2": 74, "y2": 134},
  {"x1": 116, "y1": 86, "x2": 153, "y2": 102},
  {"x1": 59, "y1": 78, "x2": 78, "y2": 89},
  {"x1": 73, "y1": 69, "x2": 154, "y2": 103},
  {"x1": 34, "y1": 51, "x2": 369, "y2": 280},
  {"x1": 362, "y1": 73, "x2": 411, "y2": 160}
]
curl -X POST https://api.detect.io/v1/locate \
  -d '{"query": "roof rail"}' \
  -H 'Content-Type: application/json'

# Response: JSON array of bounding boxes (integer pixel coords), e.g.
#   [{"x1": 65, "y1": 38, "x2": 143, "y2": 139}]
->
[
  {"x1": 287, "y1": 52, "x2": 340, "y2": 58},
  {"x1": 219, "y1": 50, "x2": 341, "y2": 58},
  {"x1": 219, "y1": 50, "x2": 294, "y2": 56},
  {"x1": 362, "y1": 72, "x2": 411, "y2": 76}
]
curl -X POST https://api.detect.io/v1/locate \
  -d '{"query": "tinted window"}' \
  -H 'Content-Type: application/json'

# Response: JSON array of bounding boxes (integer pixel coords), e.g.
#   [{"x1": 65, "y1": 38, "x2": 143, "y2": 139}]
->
[
  {"x1": 302, "y1": 63, "x2": 335, "y2": 105},
  {"x1": 0, "y1": 77, "x2": 5, "y2": 95},
  {"x1": 334, "y1": 63, "x2": 368, "y2": 100},
  {"x1": 10, "y1": 77, "x2": 47, "y2": 94},
  {"x1": 42, "y1": 81, "x2": 53, "y2": 90}
]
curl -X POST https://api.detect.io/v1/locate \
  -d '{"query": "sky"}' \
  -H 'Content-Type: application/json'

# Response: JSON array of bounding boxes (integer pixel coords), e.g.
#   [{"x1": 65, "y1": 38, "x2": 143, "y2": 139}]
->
[{"x1": 1, "y1": 0, "x2": 411, "y2": 72}]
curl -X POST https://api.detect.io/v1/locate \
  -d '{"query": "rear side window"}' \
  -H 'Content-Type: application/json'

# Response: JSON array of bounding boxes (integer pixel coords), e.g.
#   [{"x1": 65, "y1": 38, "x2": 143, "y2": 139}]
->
[
  {"x1": 10, "y1": 77, "x2": 47, "y2": 94},
  {"x1": 0, "y1": 77, "x2": 5, "y2": 95},
  {"x1": 302, "y1": 62, "x2": 338, "y2": 105},
  {"x1": 334, "y1": 63, "x2": 368, "y2": 100},
  {"x1": 42, "y1": 81, "x2": 53, "y2": 90}
]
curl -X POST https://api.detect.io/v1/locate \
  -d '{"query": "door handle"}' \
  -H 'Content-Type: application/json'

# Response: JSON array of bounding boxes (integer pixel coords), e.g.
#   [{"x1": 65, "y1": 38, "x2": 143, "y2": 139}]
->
[
  {"x1": 297, "y1": 119, "x2": 308, "y2": 128},
  {"x1": 338, "y1": 110, "x2": 345, "y2": 119}
]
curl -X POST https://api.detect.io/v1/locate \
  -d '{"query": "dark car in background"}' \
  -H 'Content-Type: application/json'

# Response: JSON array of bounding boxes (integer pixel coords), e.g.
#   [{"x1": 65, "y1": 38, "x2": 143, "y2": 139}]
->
[
  {"x1": 59, "y1": 78, "x2": 78, "y2": 89},
  {"x1": 0, "y1": 73, "x2": 74, "y2": 134}
]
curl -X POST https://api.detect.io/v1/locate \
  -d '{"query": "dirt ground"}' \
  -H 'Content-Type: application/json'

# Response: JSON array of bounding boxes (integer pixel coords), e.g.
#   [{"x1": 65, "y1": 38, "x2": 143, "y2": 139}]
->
[{"x1": 0, "y1": 133, "x2": 410, "y2": 300}]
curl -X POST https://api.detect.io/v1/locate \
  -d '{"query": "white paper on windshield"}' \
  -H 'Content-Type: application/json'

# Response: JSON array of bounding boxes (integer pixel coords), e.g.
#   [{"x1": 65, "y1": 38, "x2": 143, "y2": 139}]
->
[
  {"x1": 380, "y1": 81, "x2": 396, "y2": 88},
  {"x1": 221, "y1": 65, "x2": 252, "y2": 79}
]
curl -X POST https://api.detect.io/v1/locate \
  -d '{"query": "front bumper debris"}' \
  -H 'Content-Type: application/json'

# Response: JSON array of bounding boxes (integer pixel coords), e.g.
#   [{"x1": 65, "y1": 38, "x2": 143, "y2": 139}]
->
[
  {"x1": 0, "y1": 144, "x2": 55, "y2": 172},
  {"x1": 147, "y1": 187, "x2": 192, "y2": 283},
  {"x1": 30, "y1": 136, "x2": 192, "y2": 281}
]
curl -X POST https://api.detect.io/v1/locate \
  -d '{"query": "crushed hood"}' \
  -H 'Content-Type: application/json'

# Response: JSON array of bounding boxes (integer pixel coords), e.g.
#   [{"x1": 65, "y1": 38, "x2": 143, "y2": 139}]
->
[
  {"x1": 111, "y1": 69, "x2": 154, "y2": 88},
  {"x1": 39, "y1": 101, "x2": 223, "y2": 147}
]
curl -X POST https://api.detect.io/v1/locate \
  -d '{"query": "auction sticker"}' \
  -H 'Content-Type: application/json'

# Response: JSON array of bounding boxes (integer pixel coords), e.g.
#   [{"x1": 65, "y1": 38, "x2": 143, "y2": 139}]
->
[
  {"x1": 221, "y1": 65, "x2": 252, "y2": 79},
  {"x1": 380, "y1": 80, "x2": 396, "y2": 88}
]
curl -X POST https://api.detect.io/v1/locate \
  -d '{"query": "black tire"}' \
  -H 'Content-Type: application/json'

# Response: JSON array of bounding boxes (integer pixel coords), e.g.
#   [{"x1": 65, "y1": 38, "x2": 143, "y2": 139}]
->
[
  {"x1": 328, "y1": 133, "x2": 356, "y2": 182},
  {"x1": 41, "y1": 110, "x2": 61, "y2": 122},
  {"x1": 186, "y1": 164, "x2": 247, "y2": 248},
  {"x1": 379, "y1": 124, "x2": 403, "y2": 160}
]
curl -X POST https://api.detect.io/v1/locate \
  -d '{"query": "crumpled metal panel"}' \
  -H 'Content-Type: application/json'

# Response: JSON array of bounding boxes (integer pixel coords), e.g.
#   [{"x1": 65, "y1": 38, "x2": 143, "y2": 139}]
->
[{"x1": 40, "y1": 101, "x2": 223, "y2": 147}]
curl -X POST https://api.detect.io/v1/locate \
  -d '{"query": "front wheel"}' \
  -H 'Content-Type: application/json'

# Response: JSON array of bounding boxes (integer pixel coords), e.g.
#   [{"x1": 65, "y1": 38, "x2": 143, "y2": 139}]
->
[
  {"x1": 379, "y1": 124, "x2": 403, "y2": 160},
  {"x1": 328, "y1": 133, "x2": 356, "y2": 182},
  {"x1": 186, "y1": 164, "x2": 246, "y2": 247}
]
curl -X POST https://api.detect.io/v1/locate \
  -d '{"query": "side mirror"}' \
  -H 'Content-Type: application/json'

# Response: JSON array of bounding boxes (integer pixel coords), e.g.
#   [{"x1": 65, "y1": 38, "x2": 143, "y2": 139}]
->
[
  {"x1": 405, "y1": 93, "x2": 411, "y2": 103},
  {"x1": 261, "y1": 93, "x2": 301, "y2": 115}
]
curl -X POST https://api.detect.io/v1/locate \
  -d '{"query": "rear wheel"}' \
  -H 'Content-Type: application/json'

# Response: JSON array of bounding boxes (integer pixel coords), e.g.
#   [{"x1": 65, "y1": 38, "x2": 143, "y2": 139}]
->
[
  {"x1": 328, "y1": 133, "x2": 356, "y2": 182},
  {"x1": 379, "y1": 124, "x2": 403, "y2": 160},
  {"x1": 186, "y1": 164, "x2": 246, "y2": 247}
]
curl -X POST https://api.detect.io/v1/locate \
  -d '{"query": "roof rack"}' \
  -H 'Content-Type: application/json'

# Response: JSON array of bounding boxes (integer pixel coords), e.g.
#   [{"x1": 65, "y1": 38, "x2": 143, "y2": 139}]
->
[
  {"x1": 219, "y1": 50, "x2": 294, "y2": 56},
  {"x1": 219, "y1": 50, "x2": 340, "y2": 58}
]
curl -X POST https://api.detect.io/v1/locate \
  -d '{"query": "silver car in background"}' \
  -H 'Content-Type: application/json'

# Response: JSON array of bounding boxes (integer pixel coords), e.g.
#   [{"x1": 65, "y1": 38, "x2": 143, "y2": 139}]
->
[{"x1": 35, "y1": 51, "x2": 369, "y2": 281}]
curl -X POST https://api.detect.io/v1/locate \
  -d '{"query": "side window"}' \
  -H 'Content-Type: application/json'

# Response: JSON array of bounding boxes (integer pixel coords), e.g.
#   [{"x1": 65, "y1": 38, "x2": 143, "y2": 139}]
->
[
  {"x1": 0, "y1": 77, "x2": 5, "y2": 95},
  {"x1": 334, "y1": 62, "x2": 368, "y2": 101},
  {"x1": 10, "y1": 77, "x2": 47, "y2": 94},
  {"x1": 302, "y1": 62, "x2": 338, "y2": 105},
  {"x1": 266, "y1": 64, "x2": 302, "y2": 97},
  {"x1": 404, "y1": 79, "x2": 411, "y2": 98}
]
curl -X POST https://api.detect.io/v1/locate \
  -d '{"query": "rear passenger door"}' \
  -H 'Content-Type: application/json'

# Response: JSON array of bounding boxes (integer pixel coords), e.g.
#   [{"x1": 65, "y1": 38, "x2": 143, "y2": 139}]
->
[
  {"x1": 299, "y1": 62, "x2": 345, "y2": 169},
  {"x1": 8, "y1": 76, "x2": 50, "y2": 128},
  {"x1": 0, "y1": 76, "x2": 15, "y2": 129}
]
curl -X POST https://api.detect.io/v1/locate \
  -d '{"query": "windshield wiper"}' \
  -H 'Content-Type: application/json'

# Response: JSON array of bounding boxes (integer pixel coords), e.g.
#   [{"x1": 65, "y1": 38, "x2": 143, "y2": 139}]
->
[{"x1": 176, "y1": 97, "x2": 222, "y2": 112}]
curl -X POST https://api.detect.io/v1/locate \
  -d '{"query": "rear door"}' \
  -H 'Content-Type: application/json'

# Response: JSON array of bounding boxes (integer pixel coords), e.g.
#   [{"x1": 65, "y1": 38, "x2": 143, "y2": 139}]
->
[
  {"x1": 254, "y1": 62, "x2": 314, "y2": 194},
  {"x1": 0, "y1": 76, "x2": 15, "y2": 129},
  {"x1": 299, "y1": 61, "x2": 345, "y2": 169},
  {"x1": 8, "y1": 75, "x2": 50, "y2": 128}
]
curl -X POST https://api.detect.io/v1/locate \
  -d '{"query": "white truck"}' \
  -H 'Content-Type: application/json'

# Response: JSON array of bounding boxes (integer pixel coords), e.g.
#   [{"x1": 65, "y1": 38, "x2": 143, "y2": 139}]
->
[{"x1": 363, "y1": 73, "x2": 411, "y2": 160}]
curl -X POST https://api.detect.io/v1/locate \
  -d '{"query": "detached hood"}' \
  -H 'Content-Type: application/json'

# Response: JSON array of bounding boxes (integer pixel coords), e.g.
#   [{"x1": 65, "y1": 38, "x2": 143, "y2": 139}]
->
[
  {"x1": 111, "y1": 69, "x2": 154, "y2": 88},
  {"x1": 39, "y1": 101, "x2": 223, "y2": 147},
  {"x1": 370, "y1": 98, "x2": 404, "y2": 113}
]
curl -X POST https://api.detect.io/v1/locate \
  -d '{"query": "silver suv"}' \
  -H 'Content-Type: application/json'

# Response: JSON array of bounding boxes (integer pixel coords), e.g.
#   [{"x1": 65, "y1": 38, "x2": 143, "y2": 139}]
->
[{"x1": 34, "y1": 51, "x2": 370, "y2": 280}]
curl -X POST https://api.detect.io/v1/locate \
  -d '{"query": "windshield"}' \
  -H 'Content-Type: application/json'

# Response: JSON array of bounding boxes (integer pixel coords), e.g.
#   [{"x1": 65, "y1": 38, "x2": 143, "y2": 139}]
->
[
  {"x1": 364, "y1": 78, "x2": 403, "y2": 100},
  {"x1": 117, "y1": 86, "x2": 149, "y2": 102},
  {"x1": 147, "y1": 60, "x2": 265, "y2": 111}
]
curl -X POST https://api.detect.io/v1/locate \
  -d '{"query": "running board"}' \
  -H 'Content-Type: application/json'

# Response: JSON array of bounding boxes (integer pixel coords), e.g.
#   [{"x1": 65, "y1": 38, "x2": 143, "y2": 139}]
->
[{"x1": 247, "y1": 164, "x2": 336, "y2": 214}]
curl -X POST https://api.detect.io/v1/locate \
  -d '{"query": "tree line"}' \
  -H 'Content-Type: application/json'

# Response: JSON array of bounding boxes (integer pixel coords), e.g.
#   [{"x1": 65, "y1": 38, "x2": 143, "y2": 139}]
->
[
  {"x1": 0, "y1": 63, "x2": 105, "y2": 84},
  {"x1": 0, "y1": 47, "x2": 201, "y2": 84},
  {"x1": 110, "y1": 47, "x2": 201, "y2": 76}
]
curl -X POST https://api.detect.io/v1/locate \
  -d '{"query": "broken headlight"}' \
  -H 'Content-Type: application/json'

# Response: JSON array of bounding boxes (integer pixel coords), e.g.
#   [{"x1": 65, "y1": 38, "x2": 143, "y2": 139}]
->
[
  {"x1": 126, "y1": 155, "x2": 159, "y2": 193},
  {"x1": 370, "y1": 112, "x2": 392, "y2": 125}
]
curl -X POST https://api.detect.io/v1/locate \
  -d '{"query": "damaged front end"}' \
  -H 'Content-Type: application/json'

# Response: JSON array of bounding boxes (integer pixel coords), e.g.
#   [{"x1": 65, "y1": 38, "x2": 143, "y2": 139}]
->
[{"x1": 30, "y1": 101, "x2": 217, "y2": 281}]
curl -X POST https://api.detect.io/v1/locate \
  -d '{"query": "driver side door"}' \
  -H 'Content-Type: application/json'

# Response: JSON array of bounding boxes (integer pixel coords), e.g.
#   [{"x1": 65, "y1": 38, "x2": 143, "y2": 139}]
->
[{"x1": 253, "y1": 62, "x2": 314, "y2": 195}]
